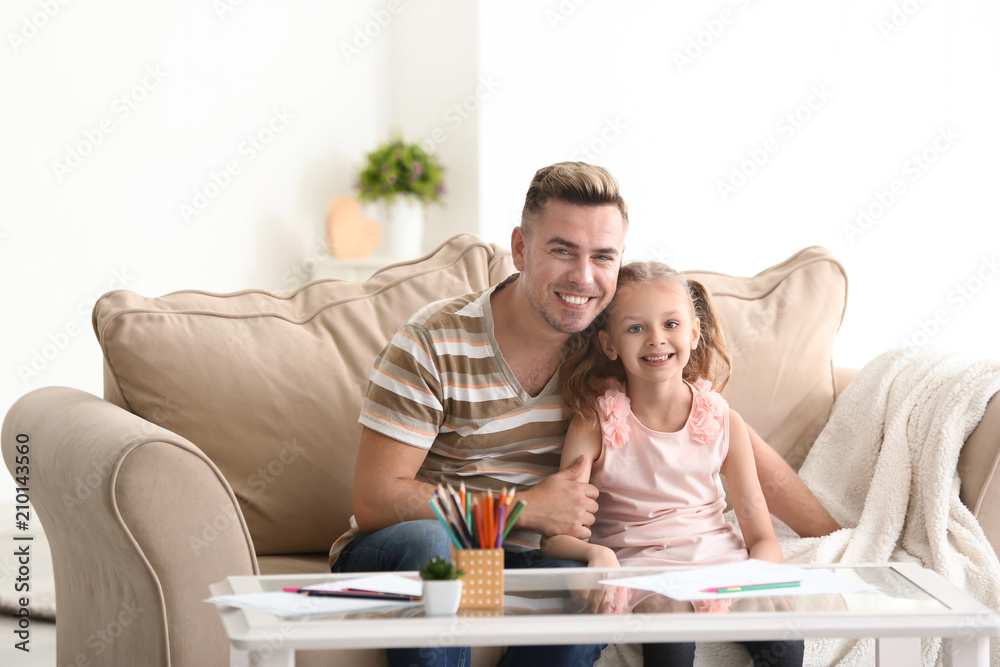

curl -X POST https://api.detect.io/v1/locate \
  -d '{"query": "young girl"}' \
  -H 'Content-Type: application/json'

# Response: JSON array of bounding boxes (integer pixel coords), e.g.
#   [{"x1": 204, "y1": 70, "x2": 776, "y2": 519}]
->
[{"x1": 543, "y1": 261, "x2": 804, "y2": 667}]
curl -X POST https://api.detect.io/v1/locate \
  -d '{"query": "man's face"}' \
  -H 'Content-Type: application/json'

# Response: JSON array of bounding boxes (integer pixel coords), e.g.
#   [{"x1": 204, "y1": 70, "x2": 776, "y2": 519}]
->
[{"x1": 511, "y1": 199, "x2": 626, "y2": 335}]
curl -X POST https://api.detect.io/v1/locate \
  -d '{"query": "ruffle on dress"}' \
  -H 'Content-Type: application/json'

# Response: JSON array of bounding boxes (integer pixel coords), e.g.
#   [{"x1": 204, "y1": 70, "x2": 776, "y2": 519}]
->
[
  {"x1": 597, "y1": 379, "x2": 630, "y2": 449},
  {"x1": 596, "y1": 377, "x2": 727, "y2": 449},
  {"x1": 688, "y1": 378, "x2": 728, "y2": 444}
]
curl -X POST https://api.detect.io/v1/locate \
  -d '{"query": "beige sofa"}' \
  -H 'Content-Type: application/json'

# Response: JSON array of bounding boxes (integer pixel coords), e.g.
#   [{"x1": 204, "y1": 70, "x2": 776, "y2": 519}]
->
[{"x1": 3, "y1": 234, "x2": 999, "y2": 667}]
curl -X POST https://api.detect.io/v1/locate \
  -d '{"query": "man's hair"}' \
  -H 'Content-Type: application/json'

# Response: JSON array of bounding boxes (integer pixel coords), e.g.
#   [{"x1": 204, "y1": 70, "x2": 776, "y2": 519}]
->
[{"x1": 520, "y1": 162, "x2": 629, "y2": 234}]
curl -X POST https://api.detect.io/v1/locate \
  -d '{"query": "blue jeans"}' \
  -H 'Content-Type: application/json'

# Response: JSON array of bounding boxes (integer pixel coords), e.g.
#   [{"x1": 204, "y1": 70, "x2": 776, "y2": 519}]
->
[{"x1": 332, "y1": 520, "x2": 606, "y2": 667}]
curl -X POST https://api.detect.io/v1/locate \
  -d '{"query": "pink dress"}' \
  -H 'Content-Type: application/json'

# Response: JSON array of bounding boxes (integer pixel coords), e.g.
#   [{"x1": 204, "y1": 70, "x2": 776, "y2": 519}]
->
[{"x1": 589, "y1": 379, "x2": 748, "y2": 568}]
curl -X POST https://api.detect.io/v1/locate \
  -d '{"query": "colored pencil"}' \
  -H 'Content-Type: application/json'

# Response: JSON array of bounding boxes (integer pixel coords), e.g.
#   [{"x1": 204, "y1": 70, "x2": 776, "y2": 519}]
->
[
  {"x1": 428, "y1": 497, "x2": 464, "y2": 549},
  {"x1": 502, "y1": 500, "x2": 526, "y2": 540},
  {"x1": 701, "y1": 581, "x2": 803, "y2": 594},
  {"x1": 282, "y1": 587, "x2": 421, "y2": 601},
  {"x1": 427, "y1": 483, "x2": 527, "y2": 550}
]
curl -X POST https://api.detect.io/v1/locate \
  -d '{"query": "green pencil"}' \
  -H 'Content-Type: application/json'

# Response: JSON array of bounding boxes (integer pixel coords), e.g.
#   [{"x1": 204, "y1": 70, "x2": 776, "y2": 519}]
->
[{"x1": 501, "y1": 500, "x2": 526, "y2": 540}]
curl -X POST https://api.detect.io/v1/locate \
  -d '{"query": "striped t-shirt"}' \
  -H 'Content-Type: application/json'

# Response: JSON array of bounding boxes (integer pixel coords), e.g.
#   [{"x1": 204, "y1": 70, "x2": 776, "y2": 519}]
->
[{"x1": 335, "y1": 278, "x2": 570, "y2": 558}]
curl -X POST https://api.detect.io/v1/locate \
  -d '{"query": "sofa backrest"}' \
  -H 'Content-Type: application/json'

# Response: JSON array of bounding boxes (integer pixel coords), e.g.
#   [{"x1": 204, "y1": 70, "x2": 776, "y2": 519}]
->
[
  {"x1": 684, "y1": 246, "x2": 848, "y2": 468},
  {"x1": 93, "y1": 235, "x2": 846, "y2": 557},
  {"x1": 93, "y1": 234, "x2": 516, "y2": 556}
]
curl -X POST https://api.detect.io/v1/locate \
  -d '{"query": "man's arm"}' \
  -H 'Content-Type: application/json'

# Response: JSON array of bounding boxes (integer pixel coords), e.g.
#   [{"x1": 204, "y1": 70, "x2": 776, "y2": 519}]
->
[
  {"x1": 353, "y1": 426, "x2": 600, "y2": 539},
  {"x1": 352, "y1": 427, "x2": 436, "y2": 532},
  {"x1": 748, "y1": 425, "x2": 841, "y2": 538}
]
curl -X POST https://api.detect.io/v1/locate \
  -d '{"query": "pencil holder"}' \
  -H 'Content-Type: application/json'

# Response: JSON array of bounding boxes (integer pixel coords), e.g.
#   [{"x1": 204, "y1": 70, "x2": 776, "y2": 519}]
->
[{"x1": 452, "y1": 547, "x2": 504, "y2": 609}]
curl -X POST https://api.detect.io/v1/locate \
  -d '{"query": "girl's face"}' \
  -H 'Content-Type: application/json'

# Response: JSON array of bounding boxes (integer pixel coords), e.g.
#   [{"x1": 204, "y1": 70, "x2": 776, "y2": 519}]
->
[{"x1": 597, "y1": 281, "x2": 700, "y2": 384}]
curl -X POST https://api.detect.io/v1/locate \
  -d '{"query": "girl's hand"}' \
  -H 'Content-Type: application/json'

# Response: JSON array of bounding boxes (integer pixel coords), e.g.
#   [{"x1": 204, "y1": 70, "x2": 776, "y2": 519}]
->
[{"x1": 584, "y1": 546, "x2": 630, "y2": 614}]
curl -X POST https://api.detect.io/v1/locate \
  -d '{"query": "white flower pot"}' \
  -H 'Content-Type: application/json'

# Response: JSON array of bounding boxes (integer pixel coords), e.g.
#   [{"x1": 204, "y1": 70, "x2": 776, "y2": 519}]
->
[
  {"x1": 380, "y1": 197, "x2": 425, "y2": 260},
  {"x1": 422, "y1": 579, "x2": 463, "y2": 616}
]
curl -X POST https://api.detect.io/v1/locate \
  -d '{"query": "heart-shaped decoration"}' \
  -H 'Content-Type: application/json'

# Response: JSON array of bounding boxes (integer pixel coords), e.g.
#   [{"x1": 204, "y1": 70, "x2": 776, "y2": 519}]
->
[{"x1": 326, "y1": 196, "x2": 381, "y2": 258}]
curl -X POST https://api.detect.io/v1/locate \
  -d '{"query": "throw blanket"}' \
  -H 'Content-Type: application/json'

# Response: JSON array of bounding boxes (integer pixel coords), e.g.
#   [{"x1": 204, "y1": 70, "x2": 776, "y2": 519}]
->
[
  {"x1": 783, "y1": 347, "x2": 1000, "y2": 666},
  {"x1": 597, "y1": 348, "x2": 1000, "y2": 667}
]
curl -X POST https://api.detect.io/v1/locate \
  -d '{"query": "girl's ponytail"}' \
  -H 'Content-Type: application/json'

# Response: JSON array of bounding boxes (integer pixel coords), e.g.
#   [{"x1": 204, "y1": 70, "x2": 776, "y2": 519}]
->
[{"x1": 685, "y1": 278, "x2": 732, "y2": 392}]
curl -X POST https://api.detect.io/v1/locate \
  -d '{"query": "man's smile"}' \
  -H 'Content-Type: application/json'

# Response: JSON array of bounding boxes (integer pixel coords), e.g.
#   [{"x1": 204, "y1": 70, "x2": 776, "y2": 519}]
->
[{"x1": 556, "y1": 292, "x2": 596, "y2": 306}]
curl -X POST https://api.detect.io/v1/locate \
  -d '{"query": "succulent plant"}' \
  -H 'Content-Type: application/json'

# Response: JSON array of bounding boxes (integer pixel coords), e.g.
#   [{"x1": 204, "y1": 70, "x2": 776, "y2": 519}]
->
[{"x1": 419, "y1": 556, "x2": 465, "y2": 580}]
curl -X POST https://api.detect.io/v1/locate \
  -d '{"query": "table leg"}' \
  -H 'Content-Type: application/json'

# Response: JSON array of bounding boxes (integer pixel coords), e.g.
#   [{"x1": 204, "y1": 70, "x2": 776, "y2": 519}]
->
[
  {"x1": 876, "y1": 637, "x2": 921, "y2": 666},
  {"x1": 941, "y1": 636, "x2": 989, "y2": 667},
  {"x1": 230, "y1": 646, "x2": 248, "y2": 667},
  {"x1": 249, "y1": 647, "x2": 295, "y2": 667}
]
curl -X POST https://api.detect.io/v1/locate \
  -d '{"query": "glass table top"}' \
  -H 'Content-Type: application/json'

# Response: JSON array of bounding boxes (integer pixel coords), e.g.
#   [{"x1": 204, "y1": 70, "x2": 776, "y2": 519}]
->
[{"x1": 250, "y1": 565, "x2": 948, "y2": 621}]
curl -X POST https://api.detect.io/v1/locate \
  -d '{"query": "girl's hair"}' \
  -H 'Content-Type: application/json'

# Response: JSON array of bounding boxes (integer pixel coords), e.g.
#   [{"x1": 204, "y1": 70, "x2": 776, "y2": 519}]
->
[{"x1": 560, "y1": 261, "x2": 732, "y2": 422}]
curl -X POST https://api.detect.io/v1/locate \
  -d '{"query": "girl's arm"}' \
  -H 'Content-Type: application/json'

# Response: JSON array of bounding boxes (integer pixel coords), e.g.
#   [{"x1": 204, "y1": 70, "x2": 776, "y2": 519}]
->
[
  {"x1": 540, "y1": 415, "x2": 619, "y2": 566},
  {"x1": 541, "y1": 534, "x2": 620, "y2": 567},
  {"x1": 558, "y1": 414, "x2": 603, "y2": 482},
  {"x1": 721, "y1": 409, "x2": 784, "y2": 563}
]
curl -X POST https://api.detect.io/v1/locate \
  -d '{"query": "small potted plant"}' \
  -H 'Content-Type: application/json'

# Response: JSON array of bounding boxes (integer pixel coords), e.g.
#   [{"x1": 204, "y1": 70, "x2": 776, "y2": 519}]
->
[
  {"x1": 419, "y1": 556, "x2": 465, "y2": 616},
  {"x1": 354, "y1": 132, "x2": 445, "y2": 259}
]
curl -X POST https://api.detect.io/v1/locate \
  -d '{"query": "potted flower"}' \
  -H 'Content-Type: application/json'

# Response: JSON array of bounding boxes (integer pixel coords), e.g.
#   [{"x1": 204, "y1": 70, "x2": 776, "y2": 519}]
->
[
  {"x1": 419, "y1": 556, "x2": 465, "y2": 616},
  {"x1": 355, "y1": 133, "x2": 445, "y2": 259}
]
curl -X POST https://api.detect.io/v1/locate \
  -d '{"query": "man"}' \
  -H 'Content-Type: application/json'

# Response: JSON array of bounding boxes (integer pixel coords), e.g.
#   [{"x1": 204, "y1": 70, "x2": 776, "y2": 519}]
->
[{"x1": 330, "y1": 162, "x2": 839, "y2": 666}]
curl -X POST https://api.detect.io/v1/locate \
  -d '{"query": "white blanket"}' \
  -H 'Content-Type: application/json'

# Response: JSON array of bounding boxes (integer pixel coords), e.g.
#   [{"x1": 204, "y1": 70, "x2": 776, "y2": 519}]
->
[
  {"x1": 598, "y1": 348, "x2": 1000, "y2": 667},
  {"x1": 783, "y1": 347, "x2": 1000, "y2": 666}
]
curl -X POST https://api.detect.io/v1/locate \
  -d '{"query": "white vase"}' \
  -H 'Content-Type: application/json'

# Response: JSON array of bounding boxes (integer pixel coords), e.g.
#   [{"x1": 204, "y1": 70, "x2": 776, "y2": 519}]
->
[
  {"x1": 422, "y1": 579, "x2": 463, "y2": 616},
  {"x1": 381, "y1": 197, "x2": 425, "y2": 259}
]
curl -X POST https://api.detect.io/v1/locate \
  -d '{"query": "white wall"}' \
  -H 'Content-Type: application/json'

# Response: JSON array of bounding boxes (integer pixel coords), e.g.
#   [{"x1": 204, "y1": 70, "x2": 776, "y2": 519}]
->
[
  {"x1": 385, "y1": 0, "x2": 481, "y2": 249},
  {"x1": 0, "y1": 0, "x2": 394, "y2": 496},
  {"x1": 479, "y1": 1, "x2": 1000, "y2": 369},
  {"x1": 3, "y1": 1, "x2": 999, "y2": 502}
]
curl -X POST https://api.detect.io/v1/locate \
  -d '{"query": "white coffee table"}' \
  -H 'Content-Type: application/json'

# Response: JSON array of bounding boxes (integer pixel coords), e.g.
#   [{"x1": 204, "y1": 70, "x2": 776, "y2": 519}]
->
[{"x1": 209, "y1": 562, "x2": 1000, "y2": 666}]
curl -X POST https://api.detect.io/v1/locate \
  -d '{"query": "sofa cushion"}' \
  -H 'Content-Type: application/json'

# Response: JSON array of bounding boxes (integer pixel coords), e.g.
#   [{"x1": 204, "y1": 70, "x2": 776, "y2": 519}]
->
[
  {"x1": 684, "y1": 246, "x2": 848, "y2": 467},
  {"x1": 93, "y1": 234, "x2": 516, "y2": 556}
]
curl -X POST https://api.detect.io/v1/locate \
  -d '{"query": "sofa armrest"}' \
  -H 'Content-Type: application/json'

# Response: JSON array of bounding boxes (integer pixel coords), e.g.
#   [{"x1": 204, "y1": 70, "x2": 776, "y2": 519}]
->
[
  {"x1": 958, "y1": 391, "x2": 1000, "y2": 555},
  {"x1": 2, "y1": 387, "x2": 257, "y2": 667}
]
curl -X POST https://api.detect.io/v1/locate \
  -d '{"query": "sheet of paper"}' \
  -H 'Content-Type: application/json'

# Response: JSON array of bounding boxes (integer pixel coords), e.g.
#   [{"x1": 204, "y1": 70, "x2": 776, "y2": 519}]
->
[
  {"x1": 599, "y1": 559, "x2": 877, "y2": 600},
  {"x1": 299, "y1": 573, "x2": 423, "y2": 597},
  {"x1": 206, "y1": 591, "x2": 420, "y2": 618}
]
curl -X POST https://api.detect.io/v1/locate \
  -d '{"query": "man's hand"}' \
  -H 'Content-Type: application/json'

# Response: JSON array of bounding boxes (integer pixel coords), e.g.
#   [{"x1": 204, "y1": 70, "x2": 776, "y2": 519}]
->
[{"x1": 517, "y1": 455, "x2": 599, "y2": 539}]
